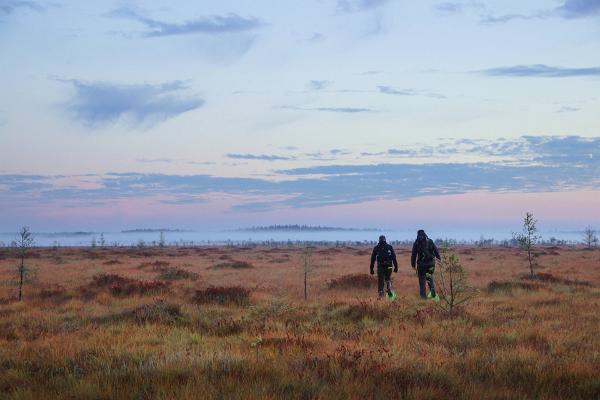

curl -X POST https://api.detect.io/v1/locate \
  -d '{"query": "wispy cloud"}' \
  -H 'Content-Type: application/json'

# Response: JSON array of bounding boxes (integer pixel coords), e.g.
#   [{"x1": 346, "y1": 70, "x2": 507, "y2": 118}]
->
[
  {"x1": 436, "y1": 2, "x2": 485, "y2": 14},
  {"x1": 477, "y1": 0, "x2": 600, "y2": 24},
  {"x1": 62, "y1": 79, "x2": 204, "y2": 128},
  {"x1": 478, "y1": 64, "x2": 600, "y2": 78},
  {"x1": 480, "y1": 12, "x2": 549, "y2": 24},
  {"x1": 377, "y1": 86, "x2": 417, "y2": 96},
  {"x1": 280, "y1": 105, "x2": 372, "y2": 113},
  {"x1": 136, "y1": 158, "x2": 177, "y2": 164},
  {"x1": 307, "y1": 32, "x2": 326, "y2": 42},
  {"x1": 3, "y1": 137, "x2": 598, "y2": 212},
  {"x1": 106, "y1": 7, "x2": 264, "y2": 38},
  {"x1": 308, "y1": 80, "x2": 331, "y2": 91},
  {"x1": 0, "y1": 0, "x2": 43, "y2": 16},
  {"x1": 226, "y1": 154, "x2": 293, "y2": 161},
  {"x1": 359, "y1": 70, "x2": 382, "y2": 75},
  {"x1": 377, "y1": 85, "x2": 447, "y2": 99},
  {"x1": 336, "y1": 0, "x2": 389, "y2": 14},
  {"x1": 556, "y1": 106, "x2": 581, "y2": 113}
]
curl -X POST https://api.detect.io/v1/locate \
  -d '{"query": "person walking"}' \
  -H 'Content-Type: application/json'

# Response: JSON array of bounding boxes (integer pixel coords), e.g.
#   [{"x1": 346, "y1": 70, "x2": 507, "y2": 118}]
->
[
  {"x1": 370, "y1": 235, "x2": 398, "y2": 299},
  {"x1": 411, "y1": 230, "x2": 440, "y2": 300}
]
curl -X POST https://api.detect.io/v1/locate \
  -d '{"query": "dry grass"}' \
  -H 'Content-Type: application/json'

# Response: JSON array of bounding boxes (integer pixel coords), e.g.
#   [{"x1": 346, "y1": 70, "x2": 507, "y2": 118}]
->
[
  {"x1": 210, "y1": 260, "x2": 254, "y2": 270},
  {"x1": 0, "y1": 245, "x2": 598, "y2": 399}
]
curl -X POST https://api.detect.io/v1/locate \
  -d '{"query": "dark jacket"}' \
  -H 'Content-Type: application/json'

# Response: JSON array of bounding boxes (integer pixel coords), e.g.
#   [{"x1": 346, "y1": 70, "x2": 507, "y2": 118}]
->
[
  {"x1": 370, "y1": 243, "x2": 398, "y2": 271},
  {"x1": 411, "y1": 238, "x2": 440, "y2": 268}
]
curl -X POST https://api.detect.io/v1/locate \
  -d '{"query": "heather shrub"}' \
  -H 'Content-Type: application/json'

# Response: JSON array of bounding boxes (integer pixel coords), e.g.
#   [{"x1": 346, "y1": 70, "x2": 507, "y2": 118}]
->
[
  {"x1": 327, "y1": 273, "x2": 374, "y2": 290},
  {"x1": 192, "y1": 286, "x2": 251, "y2": 305}
]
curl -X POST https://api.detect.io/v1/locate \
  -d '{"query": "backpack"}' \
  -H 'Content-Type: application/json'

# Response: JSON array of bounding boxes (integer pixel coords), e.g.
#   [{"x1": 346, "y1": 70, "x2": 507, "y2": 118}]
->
[
  {"x1": 418, "y1": 239, "x2": 434, "y2": 263},
  {"x1": 377, "y1": 244, "x2": 394, "y2": 269}
]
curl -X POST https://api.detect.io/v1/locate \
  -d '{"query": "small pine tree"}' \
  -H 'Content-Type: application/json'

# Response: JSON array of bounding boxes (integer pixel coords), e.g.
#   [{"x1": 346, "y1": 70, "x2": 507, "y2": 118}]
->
[
  {"x1": 15, "y1": 227, "x2": 34, "y2": 301},
  {"x1": 159, "y1": 231, "x2": 166, "y2": 248},
  {"x1": 99, "y1": 233, "x2": 106, "y2": 248},
  {"x1": 582, "y1": 226, "x2": 598, "y2": 249},
  {"x1": 513, "y1": 212, "x2": 541, "y2": 278},
  {"x1": 436, "y1": 248, "x2": 477, "y2": 314}
]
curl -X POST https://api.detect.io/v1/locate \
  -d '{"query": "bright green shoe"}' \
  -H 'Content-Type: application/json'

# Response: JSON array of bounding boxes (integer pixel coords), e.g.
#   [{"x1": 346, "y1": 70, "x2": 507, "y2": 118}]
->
[
  {"x1": 387, "y1": 291, "x2": 397, "y2": 301},
  {"x1": 427, "y1": 292, "x2": 433, "y2": 299},
  {"x1": 431, "y1": 294, "x2": 440, "y2": 302}
]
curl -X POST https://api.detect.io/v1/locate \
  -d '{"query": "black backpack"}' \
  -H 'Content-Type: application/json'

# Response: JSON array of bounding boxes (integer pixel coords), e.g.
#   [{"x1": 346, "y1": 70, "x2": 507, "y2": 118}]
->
[
  {"x1": 377, "y1": 244, "x2": 394, "y2": 268},
  {"x1": 418, "y1": 239, "x2": 434, "y2": 263}
]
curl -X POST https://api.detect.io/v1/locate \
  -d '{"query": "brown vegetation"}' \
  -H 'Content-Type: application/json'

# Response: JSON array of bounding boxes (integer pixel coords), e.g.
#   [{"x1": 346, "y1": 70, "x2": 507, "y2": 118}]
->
[{"x1": 0, "y1": 245, "x2": 598, "y2": 399}]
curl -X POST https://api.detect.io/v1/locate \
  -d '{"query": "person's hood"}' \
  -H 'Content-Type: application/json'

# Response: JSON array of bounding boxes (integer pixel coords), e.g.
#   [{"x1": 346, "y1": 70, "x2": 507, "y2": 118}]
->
[{"x1": 417, "y1": 230, "x2": 428, "y2": 241}]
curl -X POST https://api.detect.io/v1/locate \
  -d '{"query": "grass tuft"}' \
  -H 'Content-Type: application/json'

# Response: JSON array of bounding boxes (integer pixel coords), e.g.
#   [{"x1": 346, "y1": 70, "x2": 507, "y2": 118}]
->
[
  {"x1": 327, "y1": 273, "x2": 374, "y2": 290},
  {"x1": 192, "y1": 286, "x2": 251, "y2": 305},
  {"x1": 210, "y1": 260, "x2": 254, "y2": 270},
  {"x1": 158, "y1": 267, "x2": 199, "y2": 281}
]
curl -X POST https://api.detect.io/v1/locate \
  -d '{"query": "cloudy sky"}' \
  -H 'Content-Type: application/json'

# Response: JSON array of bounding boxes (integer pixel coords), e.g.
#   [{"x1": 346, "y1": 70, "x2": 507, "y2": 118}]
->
[{"x1": 0, "y1": 0, "x2": 599, "y2": 232}]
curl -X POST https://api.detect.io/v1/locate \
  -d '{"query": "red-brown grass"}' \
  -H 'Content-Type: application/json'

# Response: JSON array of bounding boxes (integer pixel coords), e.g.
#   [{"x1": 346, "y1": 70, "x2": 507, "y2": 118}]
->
[
  {"x1": 192, "y1": 286, "x2": 251, "y2": 305},
  {"x1": 85, "y1": 273, "x2": 171, "y2": 297},
  {"x1": 210, "y1": 260, "x2": 254, "y2": 270},
  {"x1": 157, "y1": 266, "x2": 199, "y2": 281},
  {"x1": 0, "y1": 245, "x2": 598, "y2": 399},
  {"x1": 327, "y1": 273, "x2": 375, "y2": 289}
]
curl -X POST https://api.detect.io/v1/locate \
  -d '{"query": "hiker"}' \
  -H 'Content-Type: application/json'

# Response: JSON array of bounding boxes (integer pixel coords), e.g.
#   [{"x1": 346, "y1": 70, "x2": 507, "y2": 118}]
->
[
  {"x1": 370, "y1": 235, "x2": 398, "y2": 299},
  {"x1": 411, "y1": 230, "x2": 441, "y2": 300}
]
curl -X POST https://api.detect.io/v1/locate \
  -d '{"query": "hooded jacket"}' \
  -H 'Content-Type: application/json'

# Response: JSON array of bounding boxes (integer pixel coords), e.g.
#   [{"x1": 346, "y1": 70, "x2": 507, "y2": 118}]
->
[
  {"x1": 411, "y1": 231, "x2": 440, "y2": 268},
  {"x1": 370, "y1": 239, "x2": 398, "y2": 271}
]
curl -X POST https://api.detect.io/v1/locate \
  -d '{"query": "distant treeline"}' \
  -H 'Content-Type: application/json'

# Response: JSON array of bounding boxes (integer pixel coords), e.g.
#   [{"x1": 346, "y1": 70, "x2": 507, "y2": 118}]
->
[
  {"x1": 121, "y1": 229, "x2": 190, "y2": 233},
  {"x1": 0, "y1": 236, "x2": 586, "y2": 249},
  {"x1": 236, "y1": 225, "x2": 378, "y2": 232}
]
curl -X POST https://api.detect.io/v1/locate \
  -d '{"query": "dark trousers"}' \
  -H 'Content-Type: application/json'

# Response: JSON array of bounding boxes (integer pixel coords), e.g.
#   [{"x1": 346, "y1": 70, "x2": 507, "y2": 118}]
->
[
  {"x1": 377, "y1": 269, "x2": 393, "y2": 297},
  {"x1": 417, "y1": 265, "x2": 436, "y2": 298}
]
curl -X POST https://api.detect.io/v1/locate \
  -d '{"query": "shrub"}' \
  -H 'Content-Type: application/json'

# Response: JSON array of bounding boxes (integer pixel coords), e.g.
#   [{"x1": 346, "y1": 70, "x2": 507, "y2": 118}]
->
[
  {"x1": 210, "y1": 261, "x2": 254, "y2": 270},
  {"x1": 486, "y1": 280, "x2": 542, "y2": 293},
  {"x1": 87, "y1": 273, "x2": 170, "y2": 297},
  {"x1": 524, "y1": 272, "x2": 591, "y2": 287},
  {"x1": 108, "y1": 280, "x2": 170, "y2": 296},
  {"x1": 91, "y1": 273, "x2": 132, "y2": 286},
  {"x1": 125, "y1": 300, "x2": 185, "y2": 325},
  {"x1": 138, "y1": 260, "x2": 170, "y2": 270},
  {"x1": 158, "y1": 267, "x2": 199, "y2": 281},
  {"x1": 192, "y1": 286, "x2": 251, "y2": 305},
  {"x1": 38, "y1": 284, "x2": 70, "y2": 302},
  {"x1": 327, "y1": 273, "x2": 374, "y2": 290}
]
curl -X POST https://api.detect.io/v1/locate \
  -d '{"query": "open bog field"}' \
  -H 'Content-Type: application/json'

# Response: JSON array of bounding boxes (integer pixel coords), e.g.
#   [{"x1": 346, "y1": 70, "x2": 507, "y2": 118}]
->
[{"x1": 0, "y1": 245, "x2": 599, "y2": 399}]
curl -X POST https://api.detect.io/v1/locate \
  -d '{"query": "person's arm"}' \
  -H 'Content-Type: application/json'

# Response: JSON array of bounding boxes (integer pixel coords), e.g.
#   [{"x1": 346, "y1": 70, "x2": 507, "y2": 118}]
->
[
  {"x1": 432, "y1": 240, "x2": 441, "y2": 260},
  {"x1": 411, "y1": 241, "x2": 417, "y2": 268},
  {"x1": 370, "y1": 246, "x2": 377, "y2": 274},
  {"x1": 390, "y1": 245, "x2": 398, "y2": 272}
]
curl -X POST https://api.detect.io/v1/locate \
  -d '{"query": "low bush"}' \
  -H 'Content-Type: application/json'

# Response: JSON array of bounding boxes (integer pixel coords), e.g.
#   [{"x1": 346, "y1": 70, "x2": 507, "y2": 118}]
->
[
  {"x1": 85, "y1": 273, "x2": 171, "y2": 297},
  {"x1": 210, "y1": 261, "x2": 254, "y2": 270},
  {"x1": 38, "y1": 285, "x2": 71, "y2": 302},
  {"x1": 123, "y1": 300, "x2": 185, "y2": 325},
  {"x1": 192, "y1": 286, "x2": 251, "y2": 305},
  {"x1": 158, "y1": 267, "x2": 199, "y2": 281},
  {"x1": 138, "y1": 260, "x2": 170, "y2": 270},
  {"x1": 486, "y1": 280, "x2": 542, "y2": 293},
  {"x1": 527, "y1": 272, "x2": 591, "y2": 287},
  {"x1": 327, "y1": 273, "x2": 374, "y2": 290}
]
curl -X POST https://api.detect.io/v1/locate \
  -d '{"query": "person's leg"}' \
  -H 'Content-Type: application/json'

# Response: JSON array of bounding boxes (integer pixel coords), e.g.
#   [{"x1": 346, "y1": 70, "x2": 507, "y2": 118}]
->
[
  {"x1": 417, "y1": 266, "x2": 427, "y2": 298},
  {"x1": 426, "y1": 266, "x2": 436, "y2": 297},
  {"x1": 385, "y1": 270, "x2": 393, "y2": 295},
  {"x1": 377, "y1": 271, "x2": 385, "y2": 298}
]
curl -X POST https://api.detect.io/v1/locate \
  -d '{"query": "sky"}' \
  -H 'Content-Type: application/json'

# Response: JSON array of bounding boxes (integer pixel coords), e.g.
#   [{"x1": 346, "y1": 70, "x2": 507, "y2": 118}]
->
[{"x1": 0, "y1": 0, "x2": 599, "y2": 233}]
